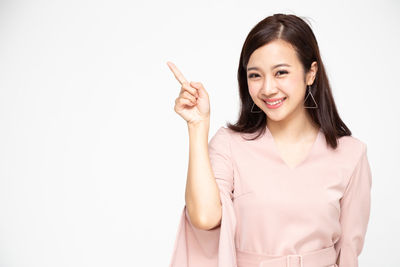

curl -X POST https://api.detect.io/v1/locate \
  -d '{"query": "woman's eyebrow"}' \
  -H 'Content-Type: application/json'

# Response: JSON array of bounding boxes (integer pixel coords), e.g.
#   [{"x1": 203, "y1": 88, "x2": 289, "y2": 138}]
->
[
  {"x1": 271, "y1": 63, "x2": 291, "y2": 69},
  {"x1": 247, "y1": 63, "x2": 291, "y2": 72}
]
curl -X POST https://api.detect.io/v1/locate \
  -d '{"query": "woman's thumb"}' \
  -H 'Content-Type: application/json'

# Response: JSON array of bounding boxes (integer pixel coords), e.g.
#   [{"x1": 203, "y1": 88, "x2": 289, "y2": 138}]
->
[{"x1": 190, "y1": 81, "x2": 205, "y2": 97}]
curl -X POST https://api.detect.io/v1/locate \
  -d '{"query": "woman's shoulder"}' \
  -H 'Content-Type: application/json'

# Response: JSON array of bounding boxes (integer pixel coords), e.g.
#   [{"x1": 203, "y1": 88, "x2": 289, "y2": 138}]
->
[
  {"x1": 213, "y1": 126, "x2": 236, "y2": 139},
  {"x1": 337, "y1": 133, "x2": 367, "y2": 150},
  {"x1": 209, "y1": 126, "x2": 233, "y2": 148},
  {"x1": 212, "y1": 126, "x2": 231, "y2": 139},
  {"x1": 334, "y1": 133, "x2": 368, "y2": 164},
  {"x1": 214, "y1": 126, "x2": 259, "y2": 144},
  {"x1": 217, "y1": 126, "x2": 265, "y2": 138}
]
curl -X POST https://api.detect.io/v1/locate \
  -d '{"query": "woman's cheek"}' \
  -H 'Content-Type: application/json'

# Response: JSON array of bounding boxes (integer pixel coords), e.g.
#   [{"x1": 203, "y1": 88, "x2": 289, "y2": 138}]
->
[{"x1": 248, "y1": 84, "x2": 259, "y2": 96}]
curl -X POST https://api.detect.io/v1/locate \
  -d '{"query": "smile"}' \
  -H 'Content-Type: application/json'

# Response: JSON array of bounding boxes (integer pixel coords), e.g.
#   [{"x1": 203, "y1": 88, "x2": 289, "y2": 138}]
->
[{"x1": 264, "y1": 97, "x2": 287, "y2": 109}]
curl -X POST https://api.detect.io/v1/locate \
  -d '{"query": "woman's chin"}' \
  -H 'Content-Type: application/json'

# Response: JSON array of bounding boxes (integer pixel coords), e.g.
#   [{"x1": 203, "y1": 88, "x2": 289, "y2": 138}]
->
[{"x1": 265, "y1": 110, "x2": 288, "y2": 122}]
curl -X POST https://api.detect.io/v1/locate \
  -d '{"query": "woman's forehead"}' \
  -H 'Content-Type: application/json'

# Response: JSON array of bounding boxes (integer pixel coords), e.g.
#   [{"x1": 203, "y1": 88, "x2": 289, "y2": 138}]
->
[{"x1": 248, "y1": 40, "x2": 298, "y2": 69}]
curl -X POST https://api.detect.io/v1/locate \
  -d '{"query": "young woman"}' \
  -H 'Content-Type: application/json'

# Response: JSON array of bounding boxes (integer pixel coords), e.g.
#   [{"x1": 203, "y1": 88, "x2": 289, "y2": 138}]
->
[{"x1": 167, "y1": 13, "x2": 372, "y2": 267}]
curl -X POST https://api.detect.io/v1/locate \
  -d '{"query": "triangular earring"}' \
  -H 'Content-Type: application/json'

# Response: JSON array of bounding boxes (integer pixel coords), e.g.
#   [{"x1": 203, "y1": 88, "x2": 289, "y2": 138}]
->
[{"x1": 304, "y1": 85, "x2": 318, "y2": 109}]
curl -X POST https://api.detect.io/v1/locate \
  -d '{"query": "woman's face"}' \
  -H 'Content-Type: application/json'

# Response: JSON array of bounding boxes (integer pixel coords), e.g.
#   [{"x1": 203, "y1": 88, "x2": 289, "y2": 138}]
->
[{"x1": 246, "y1": 39, "x2": 317, "y2": 122}]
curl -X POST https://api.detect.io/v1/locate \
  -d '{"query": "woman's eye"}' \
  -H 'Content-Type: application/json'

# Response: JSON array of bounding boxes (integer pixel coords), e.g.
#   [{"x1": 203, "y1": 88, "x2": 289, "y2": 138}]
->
[
  {"x1": 276, "y1": 70, "x2": 288, "y2": 76},
  {"x1": 248, "y1": 73, "x2": 259, "y2": 78},
  {"x1": 248, "y1": 71, "x2": 287, "y2": 78}
]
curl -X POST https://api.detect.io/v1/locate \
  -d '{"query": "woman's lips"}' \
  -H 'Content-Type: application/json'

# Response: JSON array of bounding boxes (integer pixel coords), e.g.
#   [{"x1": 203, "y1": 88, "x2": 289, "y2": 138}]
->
[{"x1": 264, "y1": 97, "x2": 286, "y2": 109}]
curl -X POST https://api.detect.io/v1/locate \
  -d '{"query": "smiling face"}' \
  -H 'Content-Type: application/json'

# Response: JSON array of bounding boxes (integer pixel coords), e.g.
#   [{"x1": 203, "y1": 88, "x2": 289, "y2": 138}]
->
[{"x1": 246, "y1": 39, "x2": 317, "y2": 123}]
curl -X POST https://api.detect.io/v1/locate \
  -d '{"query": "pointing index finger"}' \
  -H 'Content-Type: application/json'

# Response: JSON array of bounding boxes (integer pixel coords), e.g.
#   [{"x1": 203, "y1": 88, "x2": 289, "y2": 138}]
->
[{"x1": 166, "y1": 61, "x2": 188, "y2": 85}]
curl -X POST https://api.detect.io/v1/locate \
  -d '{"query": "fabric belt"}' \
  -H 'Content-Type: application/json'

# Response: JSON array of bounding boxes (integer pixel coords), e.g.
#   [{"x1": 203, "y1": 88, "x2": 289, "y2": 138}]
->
[{"x1": 236, "y1": 245, "x2": 337, "y2": 267}]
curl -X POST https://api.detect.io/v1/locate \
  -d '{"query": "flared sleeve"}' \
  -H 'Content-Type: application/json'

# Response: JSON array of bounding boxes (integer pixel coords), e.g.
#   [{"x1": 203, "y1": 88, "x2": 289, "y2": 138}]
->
[
  {"x1": 169, "y1": 127, "x2": 237, "y2": 267},
  {"x1": 335, "y1": 143, "x2": 372, "y2": 267}
]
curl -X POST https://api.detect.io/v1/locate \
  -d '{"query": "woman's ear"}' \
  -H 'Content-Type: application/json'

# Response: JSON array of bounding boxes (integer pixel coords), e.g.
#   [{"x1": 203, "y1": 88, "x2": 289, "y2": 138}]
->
[{"x1": 307, "y1": 61, "x2": 318, "y2": 85}]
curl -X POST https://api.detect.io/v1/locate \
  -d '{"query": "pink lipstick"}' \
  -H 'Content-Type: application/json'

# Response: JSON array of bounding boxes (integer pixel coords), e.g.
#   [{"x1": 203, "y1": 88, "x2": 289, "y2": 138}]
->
[{"x1": 264, "y1": 97, "x2": 286, "y2": 109}]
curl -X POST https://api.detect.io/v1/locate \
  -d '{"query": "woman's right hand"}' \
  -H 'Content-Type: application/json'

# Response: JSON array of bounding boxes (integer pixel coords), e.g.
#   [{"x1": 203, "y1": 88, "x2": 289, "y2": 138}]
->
[{"x1": 166, "y1": 61, "x2": 210, "y2": 125}]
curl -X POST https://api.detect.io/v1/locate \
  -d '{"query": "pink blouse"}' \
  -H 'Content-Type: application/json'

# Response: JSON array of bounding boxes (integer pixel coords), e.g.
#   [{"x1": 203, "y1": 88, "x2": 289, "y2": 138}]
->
[{"x1": 169, "y1": 126, "x2": 372, "y2": 267}]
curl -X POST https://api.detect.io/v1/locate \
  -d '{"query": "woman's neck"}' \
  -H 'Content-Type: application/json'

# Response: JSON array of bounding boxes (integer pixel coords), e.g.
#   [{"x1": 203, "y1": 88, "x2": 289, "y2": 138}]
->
[{"x1": 266, "y1": 111, "x2": 319, "y2": 144}]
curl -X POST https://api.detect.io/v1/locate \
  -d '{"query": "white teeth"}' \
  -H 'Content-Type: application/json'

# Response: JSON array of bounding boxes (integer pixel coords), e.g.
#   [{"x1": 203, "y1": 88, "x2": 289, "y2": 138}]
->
[{"x1": 266, "y1": 99, "x2": 284, "y2": 105}]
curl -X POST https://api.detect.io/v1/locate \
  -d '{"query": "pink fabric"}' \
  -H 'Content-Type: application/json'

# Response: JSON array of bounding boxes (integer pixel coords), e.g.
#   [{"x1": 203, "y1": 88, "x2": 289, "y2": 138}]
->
[{"x1": 169, "y1": 126, "x2": 372, "y2": 267}]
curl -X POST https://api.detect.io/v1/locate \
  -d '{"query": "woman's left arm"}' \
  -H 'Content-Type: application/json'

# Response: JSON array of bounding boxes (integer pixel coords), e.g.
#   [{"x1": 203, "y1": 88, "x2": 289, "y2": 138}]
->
[{"x1": 334, "y1": 143, "x2": 372, "y2": 267}]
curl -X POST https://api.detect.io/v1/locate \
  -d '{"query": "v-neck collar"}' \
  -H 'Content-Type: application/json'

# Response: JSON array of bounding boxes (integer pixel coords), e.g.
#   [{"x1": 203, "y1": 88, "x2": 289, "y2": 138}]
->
[{"x1": 264, "y1": 126, "x2": 322, "y2": 170}]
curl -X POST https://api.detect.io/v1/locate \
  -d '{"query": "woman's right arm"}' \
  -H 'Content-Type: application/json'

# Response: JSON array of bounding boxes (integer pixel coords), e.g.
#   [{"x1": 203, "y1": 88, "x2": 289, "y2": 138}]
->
[
  {"x1": 166, "y1": 61, "x2": 222, "y2": 230},
  {"x1": 185, "y1": 119, "x2": 222, "y2": 230}
]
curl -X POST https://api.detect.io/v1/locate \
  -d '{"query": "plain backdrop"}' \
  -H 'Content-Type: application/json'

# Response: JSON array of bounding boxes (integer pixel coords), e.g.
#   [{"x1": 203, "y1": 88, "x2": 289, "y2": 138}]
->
[{"x1": 0, "y1": 0, "x2": 399, "y2": 266}]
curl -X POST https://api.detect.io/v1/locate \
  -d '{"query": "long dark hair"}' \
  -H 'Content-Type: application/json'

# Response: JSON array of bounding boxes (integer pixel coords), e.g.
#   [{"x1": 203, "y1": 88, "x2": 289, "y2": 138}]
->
[{"x1": 226, "y1": 13, "x2": 351, "y2": 149}]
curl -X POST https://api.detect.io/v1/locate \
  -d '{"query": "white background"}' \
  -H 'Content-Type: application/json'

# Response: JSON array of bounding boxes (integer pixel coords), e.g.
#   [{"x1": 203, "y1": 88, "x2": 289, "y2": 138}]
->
[{"x1": 0, "y1": 0, "x2": 399, "y2": 266}]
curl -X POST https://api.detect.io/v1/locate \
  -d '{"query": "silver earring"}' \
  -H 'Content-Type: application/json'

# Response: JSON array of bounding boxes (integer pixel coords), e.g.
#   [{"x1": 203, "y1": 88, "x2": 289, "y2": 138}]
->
[
  {"x1": 251, "y1": 102, "x2": 263, "y2": 113},
  {"x1": 304, "y1": 85, "x2": 318, "y2": 109}
]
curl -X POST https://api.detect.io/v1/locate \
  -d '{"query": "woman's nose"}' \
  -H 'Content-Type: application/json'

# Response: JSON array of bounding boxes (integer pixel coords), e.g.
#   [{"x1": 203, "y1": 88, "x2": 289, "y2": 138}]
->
[{"x1": 262, "y1": 80, "x2": 278, "y2": 94}]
